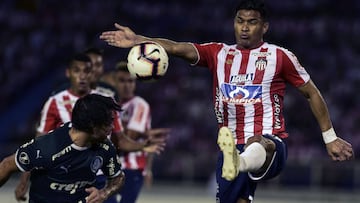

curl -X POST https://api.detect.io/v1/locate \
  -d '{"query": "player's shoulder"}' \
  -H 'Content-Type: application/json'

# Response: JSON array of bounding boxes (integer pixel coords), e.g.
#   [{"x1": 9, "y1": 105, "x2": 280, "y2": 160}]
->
[
  {"x1": 131, "y1": 96, "x2": 150, "y2": 108},
  {"x1": 97, "y1": 81, "x2": 116, "y2": 90},
  {"x1": 51, "y1": 82, "x2": 70, "y2": 96},
  {"x1": 47, "y1": 88, "x2": 70, "y2": 100},
  {"x1": 97, "y1": 138, "x2": 117, "y2": 153},
  {"x1": 264, "y1": 42, "x2": 296, "y2": 56},
  {"x1": 94, "y1": 81, "x2": 118, "y2": 99},
  {"x1": 37, "y1": 123, "x2": 71, "y2": 142},
  {"x1": 195, "y1": 42, "x2": 226, "y2": 50}
]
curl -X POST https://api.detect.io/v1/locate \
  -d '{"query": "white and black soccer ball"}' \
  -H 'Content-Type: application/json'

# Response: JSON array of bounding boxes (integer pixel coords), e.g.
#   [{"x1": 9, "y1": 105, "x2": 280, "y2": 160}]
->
[{"x1": 127, "y1": 42, "x2": 169, "y2": 81}]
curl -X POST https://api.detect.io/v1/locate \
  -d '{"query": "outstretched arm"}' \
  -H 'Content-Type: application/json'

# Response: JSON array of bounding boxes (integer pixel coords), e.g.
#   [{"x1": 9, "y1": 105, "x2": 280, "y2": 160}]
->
[
  {"x1": 0, "y1": 154, "x2": 19, "y2": 187},
  {"x1": 112, "y1": 127, "x2": 170, "y2": 154},
  {"x1": 100, "y1": 23, "x2": 198, "y2": 64},
  {"x1": 298, "y1": 80, "x2": 354, "y2": 161}
]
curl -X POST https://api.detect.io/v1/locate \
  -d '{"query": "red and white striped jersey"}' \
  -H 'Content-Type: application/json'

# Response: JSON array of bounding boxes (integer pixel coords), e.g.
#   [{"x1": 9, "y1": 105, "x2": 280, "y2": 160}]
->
[
  {"x1": 193, "y1": 42, "x2": 310, "y2": 144},
  {"x1": 119, "y1": 96, "x2": 151, "y2": 170},
  {"x1": 37, "y1": 89, "x2": 123, "y2": 134}
]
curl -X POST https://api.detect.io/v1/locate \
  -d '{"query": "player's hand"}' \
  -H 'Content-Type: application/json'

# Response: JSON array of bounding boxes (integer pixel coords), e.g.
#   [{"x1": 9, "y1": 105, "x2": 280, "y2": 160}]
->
[
  {"x1": 14, "y1": 172, "x2": 30, "y2": 202},
  {"x1": 146, "y1": 128, "x2": 171, "y2": 139},
  {"x1": 100, "y1": 23, "x2": 138, "y2": 48},
  {"x1": 143, "y1": 141, "x2": 166, "y2": 155},
  {"x1": 326, "y1": 137, "x2": 354, "y2": 161},
  {"x1": 85, "y1": 187, "x2": 105, "y2": 203},
  {"x1": 14, "y1": 181, "x2": 28, "y2": 201},
  {"x1": 143, "y1": 128, "x2": 170, "y2": 154}
]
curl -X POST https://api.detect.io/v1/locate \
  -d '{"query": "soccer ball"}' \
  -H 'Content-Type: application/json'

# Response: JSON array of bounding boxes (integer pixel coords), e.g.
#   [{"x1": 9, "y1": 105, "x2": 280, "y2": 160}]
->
[{"x1": 127, "y1": 42, "x2": 169, "y2": 81}]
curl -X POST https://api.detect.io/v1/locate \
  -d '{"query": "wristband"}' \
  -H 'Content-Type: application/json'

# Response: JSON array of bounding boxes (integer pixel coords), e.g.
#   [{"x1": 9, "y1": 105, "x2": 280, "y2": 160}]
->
[{"x1": 322, "y1": 127, "x2": 337, "y2": 144}]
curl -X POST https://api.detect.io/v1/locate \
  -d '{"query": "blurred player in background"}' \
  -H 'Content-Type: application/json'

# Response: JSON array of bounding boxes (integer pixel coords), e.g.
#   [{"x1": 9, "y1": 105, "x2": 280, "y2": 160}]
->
[
  {"x1": 15, "y1": 53, "x2": 166, "y2": 202},
  {"x1": 0, "y1": 94, "x2": 125, "y2": 203},
  {"x1": 100, "y1": 0, "x2": 354, "y2": 202},
  {"x1": 104, "y1": 61, "x2": 157, "y2": 203},
  {"x1": 50, "y1": 47, "x2": 119, "y2": 101},
  {"x1": 84, "y1": 47, "x2": 119, "y2": 101}
]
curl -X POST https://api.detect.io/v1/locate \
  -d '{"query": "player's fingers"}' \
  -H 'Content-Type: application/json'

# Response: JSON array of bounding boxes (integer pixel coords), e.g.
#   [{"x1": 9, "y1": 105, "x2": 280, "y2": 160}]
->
[
  {"x1": 115, "y1": 23, "x2": 125, "y2": 30},
  {"x1": 85, "y1": 187, "x2": 98, "y2": 202},
  {"x1": 99, "y1": 32, "x2": 114, "y2": 38},
  {"x1": 342, "y1": 149, "x2": 354, "y2": 160}
]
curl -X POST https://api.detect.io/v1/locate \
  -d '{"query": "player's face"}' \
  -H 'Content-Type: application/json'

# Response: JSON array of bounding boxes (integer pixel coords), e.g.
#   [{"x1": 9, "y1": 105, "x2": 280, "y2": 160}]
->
[
  {"x1": 114, "y1": 71, "x2": 136, "y2": 101},
  {"x1": 66, "y1": 61, "x2": 92, "y2": 96},
  {"x1": 87, "y1": 53, "x2": 104, "y2": 84},
  {"x1": 234, "y1": 9, "x2": 269, "y2": 49}
]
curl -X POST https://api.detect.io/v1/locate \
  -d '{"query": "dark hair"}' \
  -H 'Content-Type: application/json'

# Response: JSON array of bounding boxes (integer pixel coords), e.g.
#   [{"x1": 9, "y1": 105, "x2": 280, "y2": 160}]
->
[
  {"x1": 235, "y1": 0, "x2": 268, "y2": 21},
  {"x1": 84, "y1": 47, "x2": 104, "y2": 56},
  {"x1": 114, "y1": 61, "x2": 129, "y2": 73},
  {"x1": 71, "y1": 94, "x2": 121, "y2": 134},
  {"x1": 69, "y1": 53, "x2": 92, "y2": 68}
]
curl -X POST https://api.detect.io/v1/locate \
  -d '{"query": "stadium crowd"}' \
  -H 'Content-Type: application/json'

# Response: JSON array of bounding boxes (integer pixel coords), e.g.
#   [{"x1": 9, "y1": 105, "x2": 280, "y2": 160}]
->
[{"x1": 1, "y1": 0, "x2": 359, "y2": 185}]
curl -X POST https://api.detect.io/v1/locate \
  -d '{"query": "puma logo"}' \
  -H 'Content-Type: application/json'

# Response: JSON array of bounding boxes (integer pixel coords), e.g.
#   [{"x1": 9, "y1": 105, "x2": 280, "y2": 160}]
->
[{"x1": 60, "y1": 165, "x2": 71, "y2": 173}]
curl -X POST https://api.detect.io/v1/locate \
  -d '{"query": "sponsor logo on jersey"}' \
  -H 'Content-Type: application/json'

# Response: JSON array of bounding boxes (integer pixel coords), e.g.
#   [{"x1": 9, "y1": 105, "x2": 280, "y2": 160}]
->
[
  {"x1": 255, "y1": 58, "x2": 267, "y2": 71},
  {"x1": 99, "y1": 143, "x2": 110, "y2": 151},
  {"x1": 214, "y1": 87, "x2": 223, "y2": 124},
  {"x1": 229, "y1": 73, "x2": 254, "y2": 84},
  {"x1": 107, "y1": 157, "x2": 116, "y2": 176},
  {"x1": 52, "y1": 146, "x2": 72, "y2": 161},
  {"x1": 90, "y1": 156, "x2": 103, "y2": 173},
  {"x1": 251, "y1": 52, "x2": 271, "y2": 57},
  {"x1": 273, "y1": 94, "x2": 282, "y2": 129},
  {"x1": 19, "y1": 152, "x2": 30, "y2": 165},
  {"x1": 50, "y1": 180, "x2": 96, "y2": 194},
  {"x1": 221, "y1": 83, "x2": 262, "y2": 105}
]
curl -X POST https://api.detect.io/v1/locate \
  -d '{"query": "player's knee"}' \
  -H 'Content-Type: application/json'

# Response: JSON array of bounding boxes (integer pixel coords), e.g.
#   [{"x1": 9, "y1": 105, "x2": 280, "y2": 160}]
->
[
  {"x1": 245, "y1": 135, "x2": 262, "y2": 147},
  {"x1": 245, "y1": 135, "x2": 275, "y2": 153}
]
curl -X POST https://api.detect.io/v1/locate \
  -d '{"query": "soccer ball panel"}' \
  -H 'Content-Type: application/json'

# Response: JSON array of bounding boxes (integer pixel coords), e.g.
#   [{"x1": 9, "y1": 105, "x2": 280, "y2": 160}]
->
[{"x1": 127, "y1": 42, "x2": 169, "y2": 81}]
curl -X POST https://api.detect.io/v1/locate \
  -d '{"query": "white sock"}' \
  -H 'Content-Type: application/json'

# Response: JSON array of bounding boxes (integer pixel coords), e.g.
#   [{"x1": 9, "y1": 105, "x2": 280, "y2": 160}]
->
[{"x1": 238, "y1": 142, "x2": 266, "y2": 172}]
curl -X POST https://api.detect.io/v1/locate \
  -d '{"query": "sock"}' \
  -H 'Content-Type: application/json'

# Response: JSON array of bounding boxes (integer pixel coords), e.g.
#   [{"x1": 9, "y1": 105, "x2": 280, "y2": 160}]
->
[{"x1": 238, "y1": 142, "x2": 266, "y2": 172}]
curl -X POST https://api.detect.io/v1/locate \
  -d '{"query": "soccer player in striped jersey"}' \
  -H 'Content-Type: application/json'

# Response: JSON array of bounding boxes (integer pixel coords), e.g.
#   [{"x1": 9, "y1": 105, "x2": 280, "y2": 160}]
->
[
  {"x1": 0, "y1": 94, "x2": 125, "y2": 203},
  {"x1": 105, "y1": 61, "x2": 156, "y2": 203},
  {"x1": 100, "y1": 0, "x2": 353, "y2": 202}
]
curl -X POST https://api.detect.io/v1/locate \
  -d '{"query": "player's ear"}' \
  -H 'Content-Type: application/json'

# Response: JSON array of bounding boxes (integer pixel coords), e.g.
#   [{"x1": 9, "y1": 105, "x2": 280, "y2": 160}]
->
[
  {"x1": 262, "y1": 22, "x2": 269, "y2": 34},
  {"x1": 65, "y1": 68, "x2": 70, "y2": 78}
]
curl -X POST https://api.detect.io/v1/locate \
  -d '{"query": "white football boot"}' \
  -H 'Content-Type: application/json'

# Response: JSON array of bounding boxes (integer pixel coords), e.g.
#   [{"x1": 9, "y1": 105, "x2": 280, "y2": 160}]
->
[{"x1": 217, "y1": 126, "x2": 240, "y2": 181}]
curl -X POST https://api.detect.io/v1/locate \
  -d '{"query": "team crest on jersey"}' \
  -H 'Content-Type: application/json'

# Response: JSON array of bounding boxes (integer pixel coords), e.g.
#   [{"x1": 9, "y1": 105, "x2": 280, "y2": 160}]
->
[
  {"x1": 220, "y1": 83, "x2": 262, "y2": 105},
  {"x1": 255, "y1": 58, "x2": 267, "y2": 70},
  {"x1": 19, "y1": 152, "x2": 30, "y2": 165},
  {"x1": 90, "y1": 156, "x2": 103, "y2": 173}
]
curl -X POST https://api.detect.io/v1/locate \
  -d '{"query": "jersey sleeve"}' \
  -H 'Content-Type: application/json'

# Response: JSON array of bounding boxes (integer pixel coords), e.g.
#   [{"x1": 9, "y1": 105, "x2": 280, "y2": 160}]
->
[
  {"x1": 100, "y1": 140, "x2": 122, "y2": 178},
  {"x1": 279, "y1": 48, "x2": 310, "y2": 87},
  {"x1": 193, "y1": 42, "x2": 224, "y2": 72},
  {"x1": 112, "y1": 111, "x2": 123, "y2": 133},
  {"x1": 37, "y1": 97, "x2": 61, "y2": 134},
  {"x1": 15, "y1": 138, "x2": 48, "y2": 172},
  {"x1": 127, "y1": 99, "x2": 151, "y2": 133}
]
